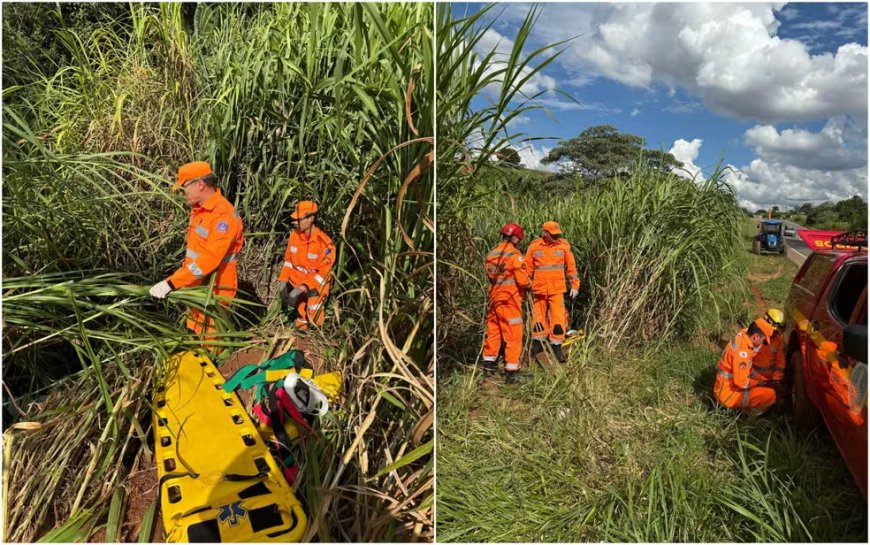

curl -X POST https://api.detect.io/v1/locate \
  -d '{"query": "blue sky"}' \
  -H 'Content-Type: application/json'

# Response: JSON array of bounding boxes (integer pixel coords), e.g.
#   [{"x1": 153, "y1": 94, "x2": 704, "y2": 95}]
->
[{"x1": 457, "y1": 2, "x2": 868, "y2": 211}]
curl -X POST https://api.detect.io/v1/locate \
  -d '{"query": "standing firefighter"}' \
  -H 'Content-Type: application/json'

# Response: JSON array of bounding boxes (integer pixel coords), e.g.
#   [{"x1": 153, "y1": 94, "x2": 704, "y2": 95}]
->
[
  {"x1": 713, "y1": 315, "x2": 779, "y2": 416},
  {"x1": 149, "y1": 161, "x2": 244, "y2": 337},
  {"x1": 278, "y1": 201, "x2": 335, "y2": 329},
  {"x1": 483, "y1": 223, "x2": 531, "y2": 383},
  {"x1": 525, "y1": 221, "x2": 580, "y2": 363}
]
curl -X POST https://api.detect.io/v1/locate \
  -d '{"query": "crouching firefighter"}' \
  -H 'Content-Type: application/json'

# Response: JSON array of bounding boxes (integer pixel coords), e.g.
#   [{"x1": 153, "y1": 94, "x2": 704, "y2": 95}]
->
[
  {"x1": 525, "y1": 221, "x2": 580, "y2": 363},
  {"x1": 713, "y1": 315, "x2": 780, "y2": 416},
  {"x1": 750, "y1": 309, "x2": 787, "y2": 399},
  {"x1": 278, "y1": 201, "x2": 336, "y2": 330},
  {"x1": 483, "y1": 223, "x2": 531, "y2": 384}
]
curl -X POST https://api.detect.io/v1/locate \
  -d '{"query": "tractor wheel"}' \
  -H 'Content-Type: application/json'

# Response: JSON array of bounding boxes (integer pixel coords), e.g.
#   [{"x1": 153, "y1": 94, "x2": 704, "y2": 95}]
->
[{"x1": 787, "y1": 350, "x2": 820, "y2": 430}]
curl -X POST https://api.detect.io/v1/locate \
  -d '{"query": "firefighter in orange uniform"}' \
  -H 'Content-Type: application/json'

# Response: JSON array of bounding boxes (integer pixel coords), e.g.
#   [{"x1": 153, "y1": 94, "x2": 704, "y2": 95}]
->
[
  {"x1": 149, "y1": 161, "x2": 244, "y2": 337},
  {"x1": 713, "y1": 316, "x2": 779, "y2": 416},
  {"x1": 483, "y1": 223, "x2": 531, "y2": 383},
  {"x1": 278, "y1": 201, "x2": 335, "y2": 329},
  {"x1": 524, "y1": 221, "x2": 580, "y2": 363},
  {"x1": 752, "y1": 309, "x2": 787, "y2": 398}
]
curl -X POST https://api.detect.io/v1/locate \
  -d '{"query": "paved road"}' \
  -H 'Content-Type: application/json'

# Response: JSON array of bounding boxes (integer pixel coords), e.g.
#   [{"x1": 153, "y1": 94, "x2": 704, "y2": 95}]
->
[{"x1": 782, "y1": 219, "x2": 811, "y2": 264}]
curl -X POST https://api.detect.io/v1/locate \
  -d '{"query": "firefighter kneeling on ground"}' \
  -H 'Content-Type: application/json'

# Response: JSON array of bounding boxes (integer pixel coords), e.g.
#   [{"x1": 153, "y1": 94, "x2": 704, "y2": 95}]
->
[
  {"x1": 713, "y1": 311, "x2": 785, "y2": 416},
  {"x1": 483, "y1": 223, "x2": 531, "y2": 384}
]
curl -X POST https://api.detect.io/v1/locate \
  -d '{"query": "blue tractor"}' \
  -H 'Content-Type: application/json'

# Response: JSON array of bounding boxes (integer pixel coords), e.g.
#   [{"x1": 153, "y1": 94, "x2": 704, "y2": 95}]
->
[{"x1": 753, "y1": 219, "x2": 785, "y2": 255}]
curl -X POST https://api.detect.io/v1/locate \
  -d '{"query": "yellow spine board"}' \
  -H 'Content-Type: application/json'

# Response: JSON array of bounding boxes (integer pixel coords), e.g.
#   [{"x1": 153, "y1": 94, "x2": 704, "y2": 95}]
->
[{"x1": 154, "y1": 351, "x2": 306, "y2": 542}]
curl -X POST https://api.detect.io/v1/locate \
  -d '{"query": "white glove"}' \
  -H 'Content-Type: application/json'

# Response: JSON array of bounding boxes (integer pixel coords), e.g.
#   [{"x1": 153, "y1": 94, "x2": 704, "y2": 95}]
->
[
  {"x1": 569, "y1": 288, "x2": 579, "y2": 299},
  {"x1": 149, "y1": 280, "x2": 173, "y2": 299}
]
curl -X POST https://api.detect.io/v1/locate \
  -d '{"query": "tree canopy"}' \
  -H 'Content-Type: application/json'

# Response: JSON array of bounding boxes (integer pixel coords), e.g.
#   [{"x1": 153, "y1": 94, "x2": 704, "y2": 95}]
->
[{"x1": 541, "y1": 124, "x2": 683, "y2": 181}]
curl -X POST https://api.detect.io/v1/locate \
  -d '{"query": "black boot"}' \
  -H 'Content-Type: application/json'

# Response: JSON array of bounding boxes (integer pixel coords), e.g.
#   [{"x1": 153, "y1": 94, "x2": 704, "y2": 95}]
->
[
  {"x1": 504, "y1": 370, "x2": 528, "y2": 384},
  {"x1": 531, "y1": 340, "x2": 546, "y2": 355},
  {"x1": 552, "y1": 343, "x2": 567, "y2": 363},
  {"x1": 482, "y1": 361, "x2": 498, "y2": 378}
]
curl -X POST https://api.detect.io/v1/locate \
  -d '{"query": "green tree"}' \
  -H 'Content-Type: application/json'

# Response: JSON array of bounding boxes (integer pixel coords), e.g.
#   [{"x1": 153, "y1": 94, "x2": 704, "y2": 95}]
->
[
  {"x1": 500, "y1": 147, "x2": 523, "y2": 166},
  {"x1": 541, "y1": 125, "x2": 683, "y2": 182},
  {"x1": 2, "y1": 3, "x2": 132, "y2": 89},
  {"x1": 834, "y1": 195, "x2": 868, "y2": 229}
]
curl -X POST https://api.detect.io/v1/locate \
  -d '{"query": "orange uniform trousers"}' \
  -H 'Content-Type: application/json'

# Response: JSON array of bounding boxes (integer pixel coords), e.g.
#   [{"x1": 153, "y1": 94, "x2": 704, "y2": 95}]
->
[
  {"x1": 483, "y1": 300, "x2": 523, "y2": 371},
  {"x1": 531, "y1": 292, "x2": 568, "y2": 344}
]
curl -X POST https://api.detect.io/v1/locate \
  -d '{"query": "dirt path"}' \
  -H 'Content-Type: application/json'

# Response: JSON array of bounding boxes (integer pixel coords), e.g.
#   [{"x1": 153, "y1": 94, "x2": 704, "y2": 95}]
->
[{"x1": 750, "y1": 284, "x2": 767, "y2": 314}]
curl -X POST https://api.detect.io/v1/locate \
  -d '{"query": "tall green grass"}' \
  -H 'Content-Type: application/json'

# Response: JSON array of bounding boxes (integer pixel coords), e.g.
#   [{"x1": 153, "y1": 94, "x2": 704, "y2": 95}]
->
[
  {"x1": 436, "y1": 345, "x2": 867, "y2": 542},
  {"x1": 3, "y1": 3, "x2": 432, "y2": 541},
  {"x1": 439, "y1": 164, "x2": 747, "y2": 370}
]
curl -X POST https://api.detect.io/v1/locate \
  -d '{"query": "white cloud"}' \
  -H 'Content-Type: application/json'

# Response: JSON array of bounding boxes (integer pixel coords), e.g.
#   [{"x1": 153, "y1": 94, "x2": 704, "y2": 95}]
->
[
  {"x1": 723, "y1": 158, "x2": 867, "y2": 211},
  {"x1": 669, "y1": 138, "x2": 704, "y2": 179},
  {"x1": 499, "y1": 2, "x2": 868, "y2": 123},
  {"x1": 518, "y1": 144, "x2": 559, "y2": 172},
  {"x1": 744, "y1": 117, "x2": 867, "y2": 171},
  {"x1": 507, "y1": 114, "x2": 530, "y2": 128},
  {"x1": 630, "y1": 108, "x2": 640, "y2": 117},
  {"x1": 473, "y1": 28, "x2": 557, "y2": 101}
]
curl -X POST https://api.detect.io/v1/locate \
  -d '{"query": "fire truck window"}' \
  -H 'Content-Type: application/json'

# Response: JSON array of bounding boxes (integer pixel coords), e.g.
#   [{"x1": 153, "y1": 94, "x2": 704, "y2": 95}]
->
[
  {"x1": 797, "y1": 254, "x2": 837, "y2": 295},
  {"x1": 830, "y1": 264, "x2": 868, "y2": 326}
]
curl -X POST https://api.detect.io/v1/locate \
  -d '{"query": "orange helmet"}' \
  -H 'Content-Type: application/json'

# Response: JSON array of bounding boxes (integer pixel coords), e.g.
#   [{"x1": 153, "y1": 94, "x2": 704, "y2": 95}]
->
[
  {"x1": 173, "y1": 161, "x2": 212, "y2": 191},
  {"x1": 542, "y1": 221, "x2": 562, "y2": 235},
  {"x1": 500, "y1": 223, "x2": 524, "y2": 240},
  {"x1": 291, "y1": 200, "x2": 319, "y2": 220}
]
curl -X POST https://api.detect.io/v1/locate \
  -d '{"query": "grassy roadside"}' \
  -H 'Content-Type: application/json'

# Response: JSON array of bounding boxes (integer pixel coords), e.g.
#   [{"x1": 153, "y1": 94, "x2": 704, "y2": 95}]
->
[{"x1": 436, "y1": 219, "x2": 866, "y2": 542}]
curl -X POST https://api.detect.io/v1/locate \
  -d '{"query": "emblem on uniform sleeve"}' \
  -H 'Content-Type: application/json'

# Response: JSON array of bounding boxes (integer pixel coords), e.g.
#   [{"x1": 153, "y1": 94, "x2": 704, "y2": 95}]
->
[
  {"x1": 217, "y1": 221, "x2": 229, "y2": 233},
  {"x1": 739, "y1": 351, "x2": 748, "y2": 358}
]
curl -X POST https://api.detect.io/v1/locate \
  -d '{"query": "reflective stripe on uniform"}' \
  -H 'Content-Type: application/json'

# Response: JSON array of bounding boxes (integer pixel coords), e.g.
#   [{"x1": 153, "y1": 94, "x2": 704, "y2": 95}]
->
[
  {"x1": 742, "y1": 389, "x2": 750, "y2": 407},
  {"x1": 490, "y1": 278, "x2": 516, "y2": 285},
  {"x1": 289, "y1": 246, "x2": 298, "y2": 253},
  {"x1": 295, "y1": 265, "x2": 309, "y2": 274},
  {"x1": 283, "y1": 261, "x2": 293, "y2": 269},
  {"x1": 535, "y1": 264, "x2": 563, "y2": 271},
  {"x1": 533, "y1": 251, "x2": 543, "y2": 257},
  {"x1": 308, "y1": 303, "x2": 322, "y2": 310},
  {"x1": 187, "y1": 261, "x2": 204, "y2": 278},
  {"x1": 307, "y1": 252, "x2": 318, "y2": 260},
  {"x1": 195, "y1": 225, "x2": 209, "y2": 238},
  {"x1": 717, "y1": 370, "x2": 734, "y2": 378},
  {"x1": 186, "y1": 248, "x2": 200, "y2": 259},
  {"x1": 568, "y1": 274, "x2": 579, "y2": 279},
  {"x1": 508, "y1": 316, "x2": 522, "y2": 325},
  {"x1": 731, "y1": 339, "x2": 738, "y2": 350},
  {"x1": 314, "y1": 274, "x2": 325, "y2": 285},
  {"x1": 504, "y1": 362, "x2": 520, "y2": 371},
  {"x1": 221, "y1": 253, "x2": 237, "y2": 264},
  {"x1": 554, "y1": 249, "x2": 564, "y2": 256},
  {"x1": 483, "y1": 356, "x2": 498, "y2": 362},
  {"x1": 488, "y1": 251, "x2": 515, "y2": 258}
]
